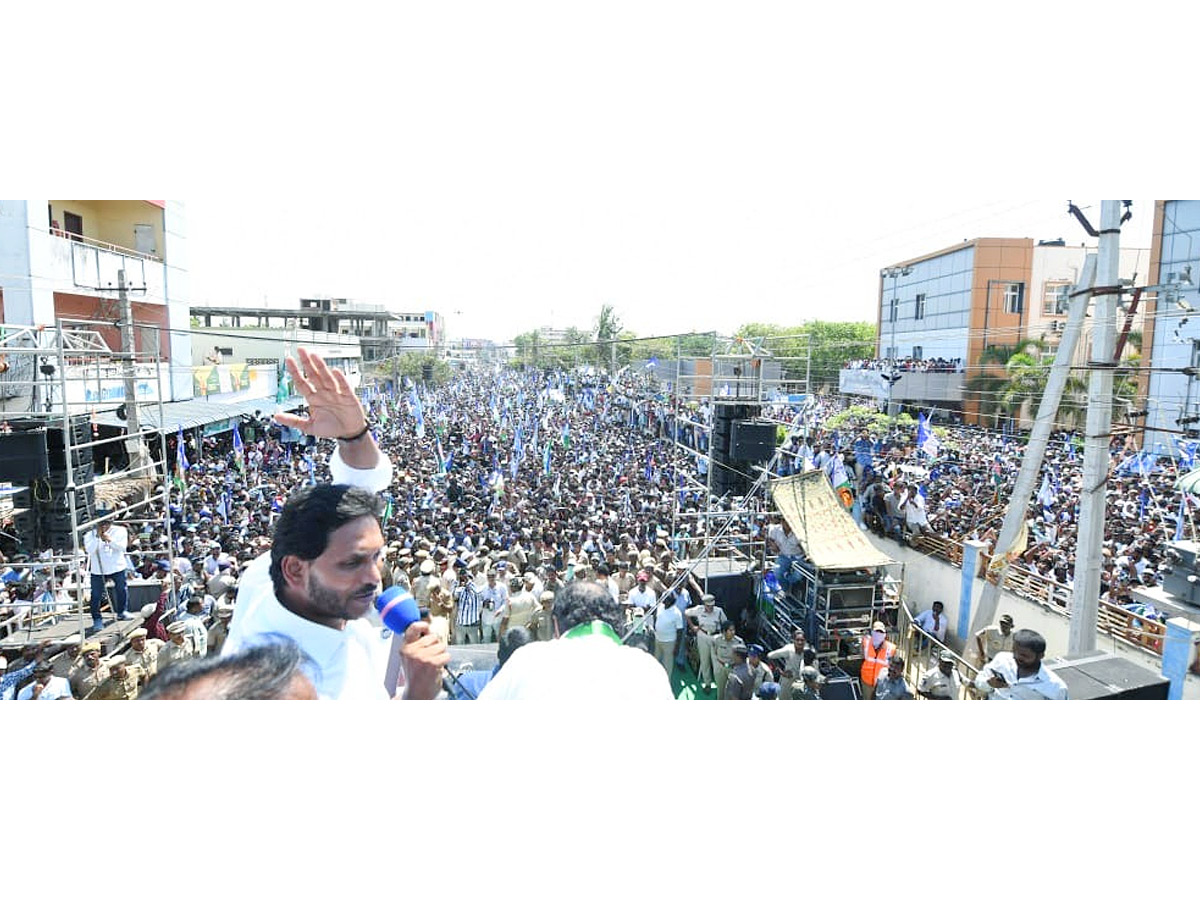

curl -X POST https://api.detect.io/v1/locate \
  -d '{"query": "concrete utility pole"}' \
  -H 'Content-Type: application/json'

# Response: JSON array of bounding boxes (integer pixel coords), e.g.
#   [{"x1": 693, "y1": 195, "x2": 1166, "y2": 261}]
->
[
  {"x1": 118, "y1": 270, "x2": 150, "y2": 472},
  {"x1": 969, "y1": 256, "x2": 1096, "y2": 638},
  {"x1": 1069, "y1": 200, "x2": 1123, "y2": 654}
]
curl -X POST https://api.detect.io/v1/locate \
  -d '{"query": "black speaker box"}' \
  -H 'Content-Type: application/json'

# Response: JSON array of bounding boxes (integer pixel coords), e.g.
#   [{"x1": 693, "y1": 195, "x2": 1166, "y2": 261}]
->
[
  {"x1": 1046, "y1": 652, "x2": 1169, "y2": 700},
  {"x1": 0, "y1": 431, "x2": 50, "y2": 480},
  {"x1": 731, "y1": 421, "x2": 777, "y2": 461}
]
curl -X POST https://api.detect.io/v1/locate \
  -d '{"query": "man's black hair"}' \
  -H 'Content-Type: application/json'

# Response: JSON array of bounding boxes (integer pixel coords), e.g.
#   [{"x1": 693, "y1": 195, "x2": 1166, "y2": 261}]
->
[
  {"x1": 497, "y1": 625, "x2": 533, "y2": 667},
  {"x1": 269, "y1": 484, "x2": 384, "y2": 599},
  {"x1": 552, "y1": 579, "x2": 623, "y2": 634},
  {"x1": 1011, "y1": 628, "x2": 1047, "y2": 657},
  {"x1": 140, "y1": 640, "x2": 314, "y2": 700}
]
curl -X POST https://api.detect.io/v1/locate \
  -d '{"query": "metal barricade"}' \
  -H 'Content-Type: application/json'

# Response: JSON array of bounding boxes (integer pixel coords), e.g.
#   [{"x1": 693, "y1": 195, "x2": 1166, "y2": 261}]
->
[{"x1": 896, "y1": 602, "x2": 981, "y2": 700}]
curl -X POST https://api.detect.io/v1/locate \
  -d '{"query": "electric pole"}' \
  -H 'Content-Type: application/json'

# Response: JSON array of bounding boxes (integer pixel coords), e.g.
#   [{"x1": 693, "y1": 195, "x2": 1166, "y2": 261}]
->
[
  {"x1": 969, "y1": 255, "x2": 1096, "y2": 637},
  {"x1": 1069, "y1": 200, "x2": 1123, "y2": 654},
  {"x1": 118, "y1": 269, "x2": 150, "y2": 472}
]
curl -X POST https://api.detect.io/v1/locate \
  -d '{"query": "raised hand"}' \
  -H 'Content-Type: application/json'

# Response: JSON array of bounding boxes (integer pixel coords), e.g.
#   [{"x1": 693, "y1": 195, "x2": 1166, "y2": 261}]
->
[{"x1": 273, "y1": 347, "x2": 366, "y2": 440}]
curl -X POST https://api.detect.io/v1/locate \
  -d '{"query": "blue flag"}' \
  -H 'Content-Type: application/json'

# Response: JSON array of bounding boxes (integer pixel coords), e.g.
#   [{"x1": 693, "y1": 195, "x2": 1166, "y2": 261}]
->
[
  {"x1": 543, "y1": 441, "x2": 552, "y2": 475},
  {"x1": 175, "y1": 425, "x2": 189, "y2": 473}
]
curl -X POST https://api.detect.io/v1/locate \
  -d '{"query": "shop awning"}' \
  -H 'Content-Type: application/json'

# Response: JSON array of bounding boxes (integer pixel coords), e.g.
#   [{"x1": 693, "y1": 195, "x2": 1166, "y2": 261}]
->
[{"x1": 93, "y1": 396, "x2": 305, "y2": 433}]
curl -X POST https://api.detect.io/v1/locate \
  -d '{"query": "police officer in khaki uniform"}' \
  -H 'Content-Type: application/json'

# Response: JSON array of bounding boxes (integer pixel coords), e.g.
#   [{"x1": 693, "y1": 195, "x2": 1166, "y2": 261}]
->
[
  {"x1": 158, "y1": 621, "x2": 197, "y2": 672},
  {"x1": 411, "y1": 558, "x2": 437, "y2": 604},
  {"x1": 685, "y1": 595, "x2": 729, "y2": 691},
  {"x1": 207, "y1": 605, "x2": 234, "y2": 657},
  {"x1": 91, "y1": 655, "x2": 143, "y2": 700},
  {"x1": 126, "y1": 628, "x2": 162, "y2": 686},
  {"x1": 69, "y1": 641, "x2": 110, "y2": 700},
  {"x1": 711, "y1": 621, "x2": 744, "y2": 699},
  {"x1": 766, "y1": 628, "x2": 808, "y2": 701},
  {"x1": 530, "y1": 590, "x2": 555, "y2": 641}
]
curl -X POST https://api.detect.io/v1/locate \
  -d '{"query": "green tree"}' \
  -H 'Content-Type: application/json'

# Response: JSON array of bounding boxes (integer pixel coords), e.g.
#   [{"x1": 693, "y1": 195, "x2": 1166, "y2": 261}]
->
[{"x1": 594, "y1": 304, "x2": 623, "y2": 372}]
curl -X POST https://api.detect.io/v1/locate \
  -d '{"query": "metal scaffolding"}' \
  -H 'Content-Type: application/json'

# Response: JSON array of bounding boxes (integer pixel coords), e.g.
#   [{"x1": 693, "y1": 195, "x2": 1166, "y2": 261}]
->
[{"x1": 0, "y1": 318, "x2": 176, "y2": 651}]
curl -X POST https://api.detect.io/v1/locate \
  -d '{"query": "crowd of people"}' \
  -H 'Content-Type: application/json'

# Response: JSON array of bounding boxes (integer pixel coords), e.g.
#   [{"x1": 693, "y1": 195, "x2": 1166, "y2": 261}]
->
[
  {"x1": 1, "y1": 345, "x2": 1185, "y2": 700},
  {"x1": 843, "y1": 357, "x2": 964, "y2": 373}
]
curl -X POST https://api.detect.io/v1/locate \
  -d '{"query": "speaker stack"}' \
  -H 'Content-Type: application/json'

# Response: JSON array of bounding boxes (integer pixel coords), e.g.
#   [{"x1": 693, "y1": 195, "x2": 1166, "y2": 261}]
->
[
  {"x1": 0, "y1": 417, "x2": 95, "y2": 553},
  {"x1": 710, "y1": 402, "x2": 769, "y2": 498}
]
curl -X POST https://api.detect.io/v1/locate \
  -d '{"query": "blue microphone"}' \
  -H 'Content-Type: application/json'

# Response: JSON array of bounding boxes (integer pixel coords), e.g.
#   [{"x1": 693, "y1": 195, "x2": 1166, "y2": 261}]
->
[{"x1": 375, "y1": 585, "x2": 421, "y2": 636}]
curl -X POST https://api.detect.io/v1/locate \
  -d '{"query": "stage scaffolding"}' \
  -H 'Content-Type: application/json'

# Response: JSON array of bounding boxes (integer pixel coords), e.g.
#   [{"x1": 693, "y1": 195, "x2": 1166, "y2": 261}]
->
[{"x1": 0, "y1": 318, "x2": 177, "y2": 651}]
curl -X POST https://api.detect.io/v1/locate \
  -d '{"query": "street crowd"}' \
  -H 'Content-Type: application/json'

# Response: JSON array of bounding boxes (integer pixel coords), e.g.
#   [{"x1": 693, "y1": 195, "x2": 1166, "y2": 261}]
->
[{"x1": 2, "y1": 353, "x2": 1184, "y2": 700}]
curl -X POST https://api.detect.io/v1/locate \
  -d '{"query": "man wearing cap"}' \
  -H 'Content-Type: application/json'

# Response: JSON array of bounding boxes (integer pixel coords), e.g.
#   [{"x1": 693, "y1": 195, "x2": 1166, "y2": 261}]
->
[
  {"x1": 84, "y1": 516, "x2": 131, "y2": 631},
  {"x1": 974, "y1": 614, "x2": 1015, "y2": 665},
  {"x1": 221, "y1": 349, "x2": 447, "y2": 700},
  {"x1": 918, "y1": 651, "x2": 962, "y2": 700},
  {"x1": 17, "y1": 663, "x2": 74, "y2": 700},
  {"x1": 722, "y1": 646, "x2": 753, "y2": 699},
  {"x1": 208, "y1": 606, "x2": 234, "y2": 657},
  {"x1": 711, "y1": 621, "x2": 744, "y2": 699},
  {"x1": 502, "y1": 573, "x2": 539, "y2": 637},
  {"x1": 766, "y1": 628, "x2": 808, "y2": 701},
  {"x1": 158, "y1": 621, "x2": 198, "y2": 673},
  {"x1": 724, "y1": 643, "x2": 772, "y2": 700},
  {"x1": 69, "y1": 641, "x2": 110, "y2": 700},
  {"x1": 613, "y1": 559, "x2": 636, "y2": 603},
  {"x1": 126, "y1": 628, "x2": 162, "y2": 686},
  {"x1": 530, "y1": 590, "x2": 556, "y2": 641},
  {"x1": 411, "y1": 557, "x2": 437, "y2": 604},
  {"x1": 873, "y1": 655, "x2": 913, "y2": 700},
  {"x1": 478, "y1": 579, "x2": 674, "y2": 700},
  {"x1": 791, "y1": 666, "x2": 822, "y2": 700},
  {"x1": 685, "y1": 594, "x2": 729, "y2": 691},
  {"x1": 860, "y1": 621, "x2": 897, "y2": 700},
  {"x1": 627, "y1": 571, "x2": 656, "y2": 618},
  {"x1": 91, "y1": 655, "x2": 143, "y2": 700}
]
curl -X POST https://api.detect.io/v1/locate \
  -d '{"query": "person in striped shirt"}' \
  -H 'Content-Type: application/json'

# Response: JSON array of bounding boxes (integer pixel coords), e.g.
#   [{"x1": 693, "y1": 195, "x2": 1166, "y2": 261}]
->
[{"x1": 453, "y1": 565, "x2": 484, "y2": 644}]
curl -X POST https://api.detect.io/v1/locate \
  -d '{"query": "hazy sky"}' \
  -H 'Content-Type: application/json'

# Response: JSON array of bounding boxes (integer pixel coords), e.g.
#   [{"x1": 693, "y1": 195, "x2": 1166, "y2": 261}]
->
[
  {"x1": 188, "y1": 196, "x2": 1155, "y2": 346},
  {"x1": 17, "y1": 4, "x2": 1165, "y2": 349}
]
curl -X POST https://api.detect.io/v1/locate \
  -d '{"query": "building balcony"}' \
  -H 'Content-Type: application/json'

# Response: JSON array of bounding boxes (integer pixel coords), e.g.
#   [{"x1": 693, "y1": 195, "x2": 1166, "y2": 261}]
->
[{"x1": 33, "y1": 229, "x2": 166, "y2": 302}]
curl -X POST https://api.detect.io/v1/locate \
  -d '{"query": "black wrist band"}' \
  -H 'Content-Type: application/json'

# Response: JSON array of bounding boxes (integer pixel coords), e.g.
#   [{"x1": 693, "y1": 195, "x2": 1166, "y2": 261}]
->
[{"x1": 337, "y1": 424, "x2": 371, "y2": 443}]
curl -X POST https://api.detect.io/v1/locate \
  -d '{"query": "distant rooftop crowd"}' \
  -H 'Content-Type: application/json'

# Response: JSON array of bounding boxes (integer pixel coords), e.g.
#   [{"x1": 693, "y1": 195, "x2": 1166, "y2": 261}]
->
[{"x1": 843, "y1": 357, "x2": 964, "y2": 373}]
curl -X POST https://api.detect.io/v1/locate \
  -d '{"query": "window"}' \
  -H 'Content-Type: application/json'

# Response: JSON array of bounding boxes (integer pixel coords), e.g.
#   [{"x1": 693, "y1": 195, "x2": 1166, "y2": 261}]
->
[
  {"x1": 1042, "y1": 282, "x2": 1070, "y2": 316},
  {"x1": 914, "y1": 293, "x2": 926, "y2": 320},
  {"x1": 912, "y1": 346, "x2": 923, "y2": 360},
  {"x1": 889, "y1": 297, "x2": 898, "y2": 322},
  {"x1": 1003, "y1": 283, "x2": 1024, "y2": 314}
]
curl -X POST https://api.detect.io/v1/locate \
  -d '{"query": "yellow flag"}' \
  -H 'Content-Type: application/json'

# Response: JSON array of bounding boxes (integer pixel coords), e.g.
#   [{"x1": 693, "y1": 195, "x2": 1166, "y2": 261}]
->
[{"x1": 987, "y1": 519, "x2": 1028, "y2": 575}]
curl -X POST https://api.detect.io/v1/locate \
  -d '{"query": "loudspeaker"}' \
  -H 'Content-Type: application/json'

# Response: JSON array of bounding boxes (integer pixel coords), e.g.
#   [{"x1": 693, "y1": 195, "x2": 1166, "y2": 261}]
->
[
  {"x1": 1045, "y1": 652, "x2": 1170, "y2": 700},
  {"x1": 731, "y1": 421, "x2": 776, "y2": 461},
  {"x1": 0, "y1": 431, "x2": 50, "y2": 480}
]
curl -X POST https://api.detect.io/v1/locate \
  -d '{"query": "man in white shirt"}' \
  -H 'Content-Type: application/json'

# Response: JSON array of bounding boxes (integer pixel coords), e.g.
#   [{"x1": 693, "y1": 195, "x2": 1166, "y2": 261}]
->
[
  {"x1": 479, "y1": 579, "x2": 674, "y2": 700},
  {"x1": 973, "y1": 628, "x2": 1068, "y2": 700},
  {"x1": 918, "y1": 650, "x2": 962, "y2": 699},
  {"x1": 83, "y1": 517, "x2": 131, "y2": 631},
  {"x1": 766, "y1": 517, "x2": 804, "y2": 588},
  {"x1": 627, "y1": 572, "x2": 656, "y2": 614},
  {"x1": 17, "y1": 663, "x2": 74, "y2": 700},
  {"x1": 222, "y1": 348, "x2": 448, "y2": 700},
  {"x1": 913, "y1": 600, "x2": 949, "y2": 643},
  {"x1": 652, "y1": 593, "x2": 684, "y2": 672}
]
